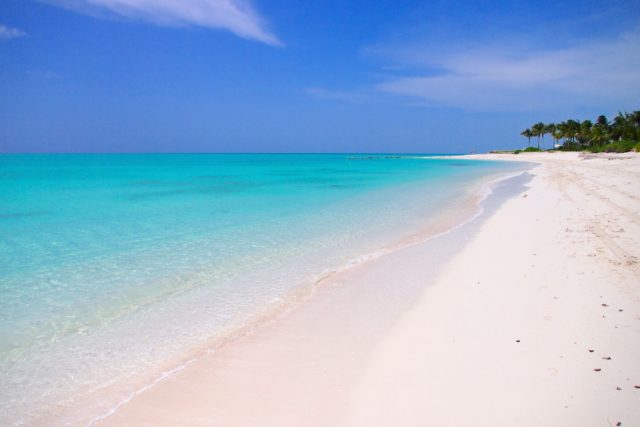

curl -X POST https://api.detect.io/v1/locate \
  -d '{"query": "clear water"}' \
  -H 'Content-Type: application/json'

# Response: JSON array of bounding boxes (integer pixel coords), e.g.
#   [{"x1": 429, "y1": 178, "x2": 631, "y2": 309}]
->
[{"x1": 0, "y1": 154, "x2": 527, "y2": 425}]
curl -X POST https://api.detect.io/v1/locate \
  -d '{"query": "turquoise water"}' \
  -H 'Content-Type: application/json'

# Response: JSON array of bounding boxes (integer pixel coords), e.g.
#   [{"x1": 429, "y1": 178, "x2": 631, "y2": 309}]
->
[{"x1": 0, "y1": 154, "x2": 527, "y2": 425}]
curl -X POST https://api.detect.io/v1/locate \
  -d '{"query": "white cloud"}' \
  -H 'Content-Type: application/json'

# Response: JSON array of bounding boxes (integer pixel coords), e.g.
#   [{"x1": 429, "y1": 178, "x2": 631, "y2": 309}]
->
[
  {"x1": 0, "y1": 25, "x2": 27, "y2": 41},
  {"x1": 304, "y1": 87, "x2": 370, "y2": 104},
  {"x1": 43, "y1": 0, "x2": 281, "y2": 46},
  {"x1": 375, "y1": 28, "x2": 640, "y2": 112},
  {"x1": 27, "y1": 69, "x2": 63, "y2": 79}
]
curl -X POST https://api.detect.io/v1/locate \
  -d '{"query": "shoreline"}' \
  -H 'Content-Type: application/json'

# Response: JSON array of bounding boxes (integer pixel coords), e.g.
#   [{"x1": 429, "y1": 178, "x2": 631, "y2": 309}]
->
[
  {"x1": 3, "y1": 156, "x2": 526, "y2": 427},
  {"x1": 344, "y1": 152, "x2": 640, "y2": 426},
  {"x1": 72, "y1": 165, "x2": 535, "y2": 426},
  {"x1": 50, "y1": 152, "x2": 640, "y2": 426},
  {"x1": 88, "y1": 162, "x2": 536, "y2": 426}
]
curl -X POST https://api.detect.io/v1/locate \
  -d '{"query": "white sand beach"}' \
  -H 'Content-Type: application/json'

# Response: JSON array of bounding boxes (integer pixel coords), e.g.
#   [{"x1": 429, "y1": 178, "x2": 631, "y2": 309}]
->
[{"x1": 95, "y1": 152, "x2": 640, "y2": 427}]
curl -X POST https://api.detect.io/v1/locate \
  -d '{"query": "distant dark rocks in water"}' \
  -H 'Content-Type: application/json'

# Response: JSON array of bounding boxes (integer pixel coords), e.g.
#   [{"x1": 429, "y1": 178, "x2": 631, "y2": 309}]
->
[
  {"x1": 347, "y1": 155, "x2": 415, "y2": 160},
  {"x1": 348, "y1": 156, "x2": 381, "y2": 160}
]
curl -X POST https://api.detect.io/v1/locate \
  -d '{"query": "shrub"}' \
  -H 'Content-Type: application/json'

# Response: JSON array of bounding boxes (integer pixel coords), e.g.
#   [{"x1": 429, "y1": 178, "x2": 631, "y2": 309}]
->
[{"x1": 588, "y1": 140, "x2": 637, "y2": 153}]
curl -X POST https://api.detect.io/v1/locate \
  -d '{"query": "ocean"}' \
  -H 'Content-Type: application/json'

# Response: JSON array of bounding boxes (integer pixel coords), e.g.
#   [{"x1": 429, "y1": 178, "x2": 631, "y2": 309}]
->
[{"x1": 0, "y1": 154, "x2": 528, "y2": 425}]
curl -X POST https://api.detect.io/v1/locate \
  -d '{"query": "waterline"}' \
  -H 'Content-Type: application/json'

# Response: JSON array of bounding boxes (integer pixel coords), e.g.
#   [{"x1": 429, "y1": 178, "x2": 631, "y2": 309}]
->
[{"x1": 0, "y1": 154, "x2": 530, "y2": 425}]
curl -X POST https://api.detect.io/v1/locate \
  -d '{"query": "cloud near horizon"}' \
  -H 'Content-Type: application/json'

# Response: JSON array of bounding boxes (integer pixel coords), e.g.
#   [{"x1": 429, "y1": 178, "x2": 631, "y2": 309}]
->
[
  {"x1": 374, "y1": 28, "x2": 640, "y2": 112},
  {"x1": 0, "y1": 24, "x2": 27, "y2": 41},
  {"x1": 43, "y1": 0, "x2": 281, "y2": 46}
]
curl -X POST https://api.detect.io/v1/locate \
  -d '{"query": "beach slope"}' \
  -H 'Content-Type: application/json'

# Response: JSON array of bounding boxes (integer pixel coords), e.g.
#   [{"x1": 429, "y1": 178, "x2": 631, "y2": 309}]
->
[
  {"x1": 96, "y1": 152, "x2": 640, "y2": 427},
  {"x1": 344, "y1": 152, "x2": 640, "y2": 426}
]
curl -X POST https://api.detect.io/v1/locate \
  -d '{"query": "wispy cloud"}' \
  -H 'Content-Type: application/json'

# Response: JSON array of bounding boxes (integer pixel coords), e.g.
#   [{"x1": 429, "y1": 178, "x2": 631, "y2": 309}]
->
[
  {"x1": 304, "y1": 87, "x2": 370, "y2": 104},
  {"x1": 0, "y1": 24, "x2": 27, "y2": 41},
  {"x1": 374, "y1": 27, "x2": 640, "y2": 112},
  {"x1": 43, "y1": 0, "x2": 281, "y2": 46},
  {"x1": 27, "y1": 69, "x2": 63, "y2": 79}
]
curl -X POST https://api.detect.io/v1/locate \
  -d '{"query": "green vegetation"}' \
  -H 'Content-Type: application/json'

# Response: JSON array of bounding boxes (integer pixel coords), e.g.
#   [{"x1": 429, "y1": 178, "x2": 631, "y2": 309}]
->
[
  {"x1": 520, "y1": 111, "x2": 640, "y2": 153},
  {"x1": 489, "y1": 150, "x2": 520, "y2": 154},
  {"x1": 510, "y1": 147, "x2": 542, "y2": 155}
]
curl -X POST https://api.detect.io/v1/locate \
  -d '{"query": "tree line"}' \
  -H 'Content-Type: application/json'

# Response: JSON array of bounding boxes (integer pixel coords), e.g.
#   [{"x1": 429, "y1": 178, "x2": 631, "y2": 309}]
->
[{"x1": 520, "y1": 111, "x2": 640, "y2": 152}]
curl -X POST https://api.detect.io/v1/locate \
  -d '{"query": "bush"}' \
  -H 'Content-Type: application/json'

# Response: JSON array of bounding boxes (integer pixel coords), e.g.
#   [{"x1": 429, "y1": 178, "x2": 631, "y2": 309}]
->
[
  {"x1": 523, "y1": 146, "x2": 542, "y2": 152},
  {"x1": 588, "y1": 140, "x2": 637, "y2": 153},
  {"x1": 558, "y1": 142, "x2": 580, "y2": 151}
]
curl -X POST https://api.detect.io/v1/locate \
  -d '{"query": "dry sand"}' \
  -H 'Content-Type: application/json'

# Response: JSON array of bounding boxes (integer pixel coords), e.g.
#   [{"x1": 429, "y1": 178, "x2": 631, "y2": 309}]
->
[{"x1": 95, "y1": 152, "x2": 640, "y2": 427}]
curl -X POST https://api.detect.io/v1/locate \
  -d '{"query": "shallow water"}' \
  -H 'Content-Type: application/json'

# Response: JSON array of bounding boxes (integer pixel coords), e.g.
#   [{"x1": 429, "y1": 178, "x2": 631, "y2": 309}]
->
[{"x1": 0, "y1": 154, "x2": 527, "y2": 425}]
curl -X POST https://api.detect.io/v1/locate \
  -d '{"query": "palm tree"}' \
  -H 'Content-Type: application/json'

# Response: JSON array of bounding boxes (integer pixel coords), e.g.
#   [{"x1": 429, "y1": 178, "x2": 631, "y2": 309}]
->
[
  {"x1": 520, "y1": 129, "x2": 532, "y2": 147},
  {"x1": 557, "y1": 121, "x2": 568, "y2": 143},
  {"x1": 579, "y1": 120, "x2": 593, "y2": 147},
  {"x1": 589, "y1": 125, "x2": 608, "y2": 146},
  {"x1": 596, "y1": 114, "x2": 609, "y2": 128},
  {"x1": 592, "y1": 115, "x2": 610, "y2": 146},
  {"x1": 630, "y1": 111, "x2": 640, "y2": 129},
  {"x1": 611, "y1": 112, "x2": 629, "y2": 141},
  {"x1": 532, "y1": 122, "x2": 545, "y2": 149},
  {"x1": 517, "y1": 111, "x2": 638, "y2": 152},
  {"x1": 544, "y1": 123, "x2": 555, "y2": 149},
  {"x1": 611, "y1": 111, "x2": 640, "y2": 141},
  {"x1": 520, "y1": 111, "x2": 640, "y2": 151},
  {"x1": 630, "y1": 111, "x2": 640, "y2": 141},
  {"x1": 565, "y1": 120, "x2": 580, "y2": 146},
  {"x1": 553, "y1": 128, "x2": 564, "y2": 148}
]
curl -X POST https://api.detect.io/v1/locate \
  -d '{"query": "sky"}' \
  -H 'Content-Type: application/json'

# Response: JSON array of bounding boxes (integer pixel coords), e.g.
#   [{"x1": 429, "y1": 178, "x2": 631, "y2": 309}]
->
[{"x1": 1, "y1": 0, "x2": 639, "y2": 153}]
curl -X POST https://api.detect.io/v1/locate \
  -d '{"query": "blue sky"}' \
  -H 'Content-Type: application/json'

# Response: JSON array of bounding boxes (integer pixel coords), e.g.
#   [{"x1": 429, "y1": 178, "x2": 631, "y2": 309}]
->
[{"x1": 1, "y1": 0, "x2": 639, "y2": 153}]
